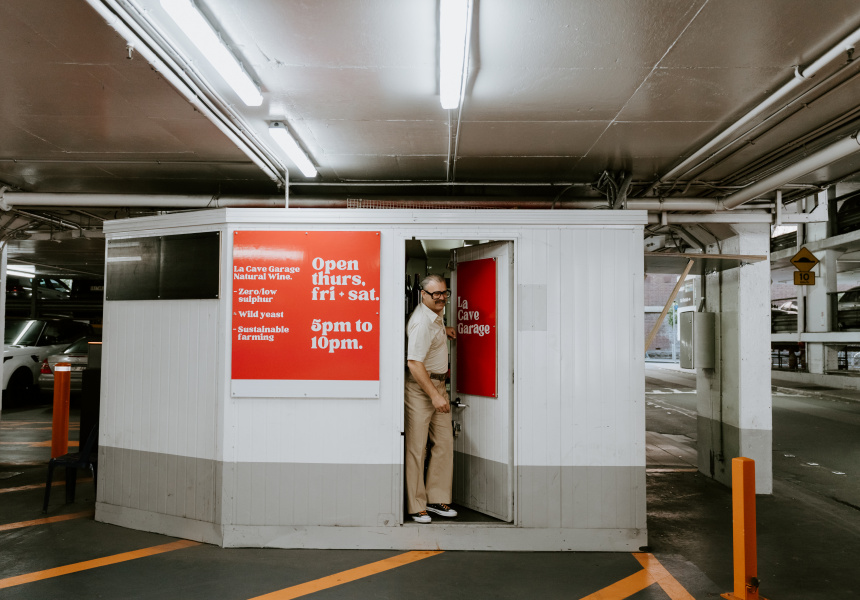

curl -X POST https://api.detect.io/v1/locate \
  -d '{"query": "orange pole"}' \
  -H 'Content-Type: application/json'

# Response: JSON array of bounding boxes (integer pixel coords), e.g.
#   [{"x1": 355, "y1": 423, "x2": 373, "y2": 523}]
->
[
  {"x1": 50, "y1": 362, "x2": 72, "y2": 459},
  {"x1": 722, "y1": 457, "x2": 762, "y2": 600}
]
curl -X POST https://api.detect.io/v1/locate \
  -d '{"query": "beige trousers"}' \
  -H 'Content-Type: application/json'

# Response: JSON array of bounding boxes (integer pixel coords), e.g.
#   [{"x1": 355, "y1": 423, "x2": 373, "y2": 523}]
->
[{"x1": 404, "y1": 375, "x2": 454, "y2": 514}]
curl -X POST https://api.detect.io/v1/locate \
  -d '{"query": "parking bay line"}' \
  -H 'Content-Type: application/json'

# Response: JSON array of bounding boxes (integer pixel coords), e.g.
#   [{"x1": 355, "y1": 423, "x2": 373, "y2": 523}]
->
[
  {"x1": 0, "y1": 510, "x2": 94, "y2": 532},
  {"x1": 248, "y1": 550, "x2": 444, "y2": 599},
  {"x1": 0, "y1": 539, "x2": 200, "y2": 589},
  {"x1": 0, "y1": 478, "x2": 93, "y2": 494},
  {"x1": 0, "y1": 440, "x2": 79, "y2": 448},
  {"x1": 578, "y1": 553, "x2": 694, "y2": 600}
]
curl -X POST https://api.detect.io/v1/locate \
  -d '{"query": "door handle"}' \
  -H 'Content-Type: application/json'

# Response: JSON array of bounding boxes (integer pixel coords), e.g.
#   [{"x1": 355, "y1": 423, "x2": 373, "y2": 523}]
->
[{"x1": 452, "y1": 397, "x2": 468, "y2": 408}]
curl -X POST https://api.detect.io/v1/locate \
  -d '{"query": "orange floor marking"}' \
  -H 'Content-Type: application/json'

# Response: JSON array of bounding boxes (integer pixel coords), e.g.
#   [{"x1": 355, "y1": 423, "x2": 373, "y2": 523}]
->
[
  {"x1": 0, "y1": 478, "x2": 93, "y2": 495},
  {"x1": 248, "y1": 550, "x2": 444, "y2": 599},
  {"x1": 0, "y1": 539, "x2": 200, "y2": 589},
  {"x1": 579, "y1": 569, "x2": 656, "y2": 599},
  {"x1": 579, "y1": 553, "x2": 695, "y2": 600},
  {"x1": 0, "y1": 440, "x2": 78, "y2": 448},
  {"x1": 2, "y1": 426, "x2": 76, "y2": 431},
  {"x1": 634, "y1": 553, "x2": 696, "y2": 600},
  {"x1": 0, "y1": 510, "x2": 94, "y2": 532}
]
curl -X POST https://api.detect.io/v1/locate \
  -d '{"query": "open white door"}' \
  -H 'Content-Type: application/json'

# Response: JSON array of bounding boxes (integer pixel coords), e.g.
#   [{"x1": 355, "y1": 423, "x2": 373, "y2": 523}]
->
[{"x1": 451, "y1": 241, "x2": 513, "y2": 521}]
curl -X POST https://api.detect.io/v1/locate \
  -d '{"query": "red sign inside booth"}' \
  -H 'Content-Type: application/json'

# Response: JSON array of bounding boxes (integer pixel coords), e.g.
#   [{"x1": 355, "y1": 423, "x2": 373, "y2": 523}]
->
[
  {"x1": 455, "y1": 258, "x2": 497, "y2": 397},
  {"x1": 231, "y1": 231, "x2": 380, "y2": 381}
]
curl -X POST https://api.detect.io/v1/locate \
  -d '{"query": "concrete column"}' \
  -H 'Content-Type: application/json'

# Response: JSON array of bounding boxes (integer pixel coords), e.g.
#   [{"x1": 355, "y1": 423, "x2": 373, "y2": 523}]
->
[
  {"x1": 697, "y1": 224, "x2": 773, "y2": 493},
  {"x1": 806, "y1": 248, "x2": 840, "y2": 373},
  {"x1": 806, "y1": 249, "x2": 837, "y2": 332},
  {"x1": 804, "y1": 191, "x2": 833, "y2": 373}
]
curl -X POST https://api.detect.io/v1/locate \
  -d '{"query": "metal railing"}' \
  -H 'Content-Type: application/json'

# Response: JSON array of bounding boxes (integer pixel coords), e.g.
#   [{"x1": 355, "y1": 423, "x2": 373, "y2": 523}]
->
[{"x1": 771, "y1": 344, "x2": 805, "y2": 371}]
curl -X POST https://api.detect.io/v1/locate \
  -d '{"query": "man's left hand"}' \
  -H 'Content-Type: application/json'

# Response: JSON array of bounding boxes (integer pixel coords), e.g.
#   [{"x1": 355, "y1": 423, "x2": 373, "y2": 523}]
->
[{"x1": 445, "y1": 326, "x2": 457, "y2": 340}]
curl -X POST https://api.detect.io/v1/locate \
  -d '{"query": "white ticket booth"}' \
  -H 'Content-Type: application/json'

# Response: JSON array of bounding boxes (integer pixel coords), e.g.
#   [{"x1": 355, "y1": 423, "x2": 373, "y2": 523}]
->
[{"x1": 96, "y1": 208, "x2": 647, "y2": 551}]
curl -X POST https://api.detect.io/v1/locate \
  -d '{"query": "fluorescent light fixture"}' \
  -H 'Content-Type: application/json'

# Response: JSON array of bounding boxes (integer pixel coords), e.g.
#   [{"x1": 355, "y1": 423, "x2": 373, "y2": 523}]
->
[
  {"x1": 160, "y1": 0, "x2": 263, "y2": 106},
  {"x1": 8, "y1": 265, "x2": 36, "y2": 277},
  {"x1": 439, "y1": 0, "x2": 471, "y2": 109},
  {"x1": 269, "y1": 122, "x2": 318, "y2": 178}
]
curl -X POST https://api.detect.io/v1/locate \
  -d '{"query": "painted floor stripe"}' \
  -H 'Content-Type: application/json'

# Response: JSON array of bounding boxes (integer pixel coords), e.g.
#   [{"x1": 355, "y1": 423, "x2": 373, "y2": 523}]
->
[
  {"x1": 0, "y1": 426, "x2": 77, "y2": 431},
  {"x1": 0, "y1": 440, "x2": 79, "y2": 448},
  {"x1": 634, "y1": 553, "x2": 695, "y2": 600},
  {"x1": 578, "y1": 553, "x2": 694, "y2": 600},
  {"x1": 0, "y1": 478, "x2": 93, "y2": 494},
  {"x1": 0, "y1": 539, "x2": 200, "y2": 589},
  {"x1": 579, "y1": 569, "x2": 655, "y2": 599},
  {"x1": 248, "y1": 550, "x2": 443, "y2": 600},
  {"x1": 646, "y1": 468, "x2": 698, "y2": 473},
  {"x1": 0, "y1": 510, "x2": 94, "y2": 532}
]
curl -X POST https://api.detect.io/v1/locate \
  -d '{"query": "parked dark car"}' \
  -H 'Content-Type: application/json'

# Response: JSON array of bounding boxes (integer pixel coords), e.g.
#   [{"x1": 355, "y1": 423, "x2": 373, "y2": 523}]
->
[
  {"x1": 5, "y1": 276, "x2": 71, "y2": 300},
  {"x1": 837, "y1": 286, "x2": 860, "y2": 330},
  {"x1": 836, "y1": 190, "x2": 860, "y2": 235},
  {"x1": 771, "y1": 231, "x2": 798, "y2": 252},
  {"x1": 70, "y1": 278, "x2": 105, "y2": 301},
  {"x1": 771, "y1": 307, "x2": 798, "y2": 333}
]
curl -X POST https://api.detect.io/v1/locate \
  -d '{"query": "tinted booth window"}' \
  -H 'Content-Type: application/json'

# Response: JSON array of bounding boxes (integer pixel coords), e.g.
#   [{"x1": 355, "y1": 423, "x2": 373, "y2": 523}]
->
[{"x1": 106, "y1": 232, "x2": 220, "y2": 301}]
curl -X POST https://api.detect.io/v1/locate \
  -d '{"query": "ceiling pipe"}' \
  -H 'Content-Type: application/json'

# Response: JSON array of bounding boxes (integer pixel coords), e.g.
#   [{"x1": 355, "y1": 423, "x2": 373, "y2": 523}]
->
[
  {"x1": 647, "y1": 213, "x2": 772, "y2": 224},
  {"x1": 659, "y1": 24, "x2": 860, "y2": 184},
  {"x1": 2, "y1": 194, "x2": 304, "y2": 208},
  {"x1": 12, "y1": 210, "x2": 81, "y2": 230},
  {"x1": 4, "y1": 193, "x2": 772, "y2": 213},
  {"x1": 722, "y1": 133, "x2": 860, "y2": 209}
]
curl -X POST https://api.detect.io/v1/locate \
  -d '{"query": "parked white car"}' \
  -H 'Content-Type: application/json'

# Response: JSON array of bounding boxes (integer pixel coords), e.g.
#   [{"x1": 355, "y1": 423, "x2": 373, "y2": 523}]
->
[{"x1": 2, "y1": 318, "x2": 92, "y2": 407}]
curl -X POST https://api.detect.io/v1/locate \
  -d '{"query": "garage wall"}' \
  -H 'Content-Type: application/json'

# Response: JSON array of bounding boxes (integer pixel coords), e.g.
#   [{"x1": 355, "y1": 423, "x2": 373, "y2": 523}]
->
[
  {"x1": 220, "y1": 227, "x2": 403, "y2": 527},
  {"x1": 98, "y1": 299, "x2": 219, "y2": 522},
  {"x1": 516, "y1": 227, "x2": 645, "y2": 530},
  {"x1": 98, "y1": 209, "x2": 647, "y2": 549}
]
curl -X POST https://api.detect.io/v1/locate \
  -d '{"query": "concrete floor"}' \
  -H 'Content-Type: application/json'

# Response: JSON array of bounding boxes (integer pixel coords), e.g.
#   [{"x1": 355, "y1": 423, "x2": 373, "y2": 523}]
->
[
  {"x1": 1, "y1": 376, "x2": 858, "y2": 599},
  {"x1": 645, "y1": 365, "x2": 860, "y2": 599}
]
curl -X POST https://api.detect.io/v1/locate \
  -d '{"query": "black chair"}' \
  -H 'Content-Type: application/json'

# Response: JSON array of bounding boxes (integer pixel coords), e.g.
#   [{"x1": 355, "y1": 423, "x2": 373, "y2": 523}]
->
[{"x1": 43, "y1": 426, "x2": 98, "y2": 513}]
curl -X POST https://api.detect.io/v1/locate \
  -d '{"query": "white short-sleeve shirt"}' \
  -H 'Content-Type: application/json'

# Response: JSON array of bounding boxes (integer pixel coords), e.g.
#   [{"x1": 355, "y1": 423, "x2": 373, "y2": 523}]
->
[{"x1": 406, "y1": 302, "x2": 448, "y2": 375}]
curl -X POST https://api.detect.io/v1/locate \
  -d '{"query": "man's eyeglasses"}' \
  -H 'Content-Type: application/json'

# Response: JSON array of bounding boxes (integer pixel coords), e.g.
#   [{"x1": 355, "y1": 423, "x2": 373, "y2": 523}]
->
[{"x1": 423, "y1": 289, "x2": 451, "y2": 300}]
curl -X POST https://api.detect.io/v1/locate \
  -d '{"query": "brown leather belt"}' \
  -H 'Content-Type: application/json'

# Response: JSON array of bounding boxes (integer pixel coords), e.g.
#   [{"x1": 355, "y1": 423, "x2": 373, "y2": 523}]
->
[{"x1": 406, "y1": 368, "x2": 447, "y2": 381}]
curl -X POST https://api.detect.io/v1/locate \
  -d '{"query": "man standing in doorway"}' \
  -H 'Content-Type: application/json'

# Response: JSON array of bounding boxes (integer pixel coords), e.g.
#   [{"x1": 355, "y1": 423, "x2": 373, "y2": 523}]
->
[{"x1": 405, "y1": 274, "x2": 458, "y2": 523}]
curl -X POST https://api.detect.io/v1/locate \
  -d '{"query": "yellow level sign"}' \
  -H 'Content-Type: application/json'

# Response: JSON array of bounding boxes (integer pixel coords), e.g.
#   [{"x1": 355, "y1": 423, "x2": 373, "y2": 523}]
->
[
  {"x1": 794, "y1": 271, "x2": 815, "y2": 285},
  {"x1": 791, "y1": 247, "x2": 819, "y2": 272}
]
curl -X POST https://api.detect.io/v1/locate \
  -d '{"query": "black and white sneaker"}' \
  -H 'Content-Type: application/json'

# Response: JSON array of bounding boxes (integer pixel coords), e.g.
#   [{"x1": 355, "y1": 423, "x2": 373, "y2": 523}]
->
[
  {"x1": 426, "y1": 503, "x2": 457, "y2": 517},
  {"x1": 411, "y1": 510, "x2": 432, "y2": 523}
]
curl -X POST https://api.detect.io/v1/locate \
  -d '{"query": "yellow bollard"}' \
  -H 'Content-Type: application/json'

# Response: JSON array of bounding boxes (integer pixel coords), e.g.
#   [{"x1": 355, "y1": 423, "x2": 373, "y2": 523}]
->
[
  {"x1": 50, "y1": 362, "x2": 72, "y2": 459},
  {"x1": 722, "y1": 457, "x2": 767, "y2": 600}
]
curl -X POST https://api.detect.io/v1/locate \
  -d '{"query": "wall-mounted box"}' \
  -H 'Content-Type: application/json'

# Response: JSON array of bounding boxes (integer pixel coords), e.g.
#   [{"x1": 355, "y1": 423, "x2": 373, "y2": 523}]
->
[{"x1": 680, "y1": 311, "x2": 715, "y2": 369}]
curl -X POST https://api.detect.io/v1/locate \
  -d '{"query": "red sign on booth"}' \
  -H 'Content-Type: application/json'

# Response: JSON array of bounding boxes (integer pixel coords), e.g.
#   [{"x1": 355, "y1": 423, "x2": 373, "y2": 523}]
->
[
  {"x1": 231, "y1": 231, "x2": 380, "y2": 381},
  {"x1": 455, "y1": 258, "x2": 497, "y2": 397}
]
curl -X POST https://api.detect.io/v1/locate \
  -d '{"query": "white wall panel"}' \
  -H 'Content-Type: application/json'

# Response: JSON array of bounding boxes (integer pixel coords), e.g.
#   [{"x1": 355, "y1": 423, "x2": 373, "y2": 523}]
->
[
  {"x1": 544, "y1": 228, "x2": 563, "y2": 525},
  {"x1": 547, "y1": 228, "x2": 643, "y2": 468},
  {"x1": 101, "y1": 300, "x2": 218, "y2": 461},
  {"x1": 516, "y1": 227, "x2": 643, "y2": 469},
  {"x1": 515, "y1": 230, "x2": 548, "y2": 526}
]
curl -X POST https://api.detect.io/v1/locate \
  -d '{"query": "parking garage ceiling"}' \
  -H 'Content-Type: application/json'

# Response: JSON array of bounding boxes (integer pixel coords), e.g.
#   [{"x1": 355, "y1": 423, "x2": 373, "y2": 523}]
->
[{"x1": 5, "y1": 0, "x2": 860, "y2": 273}]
